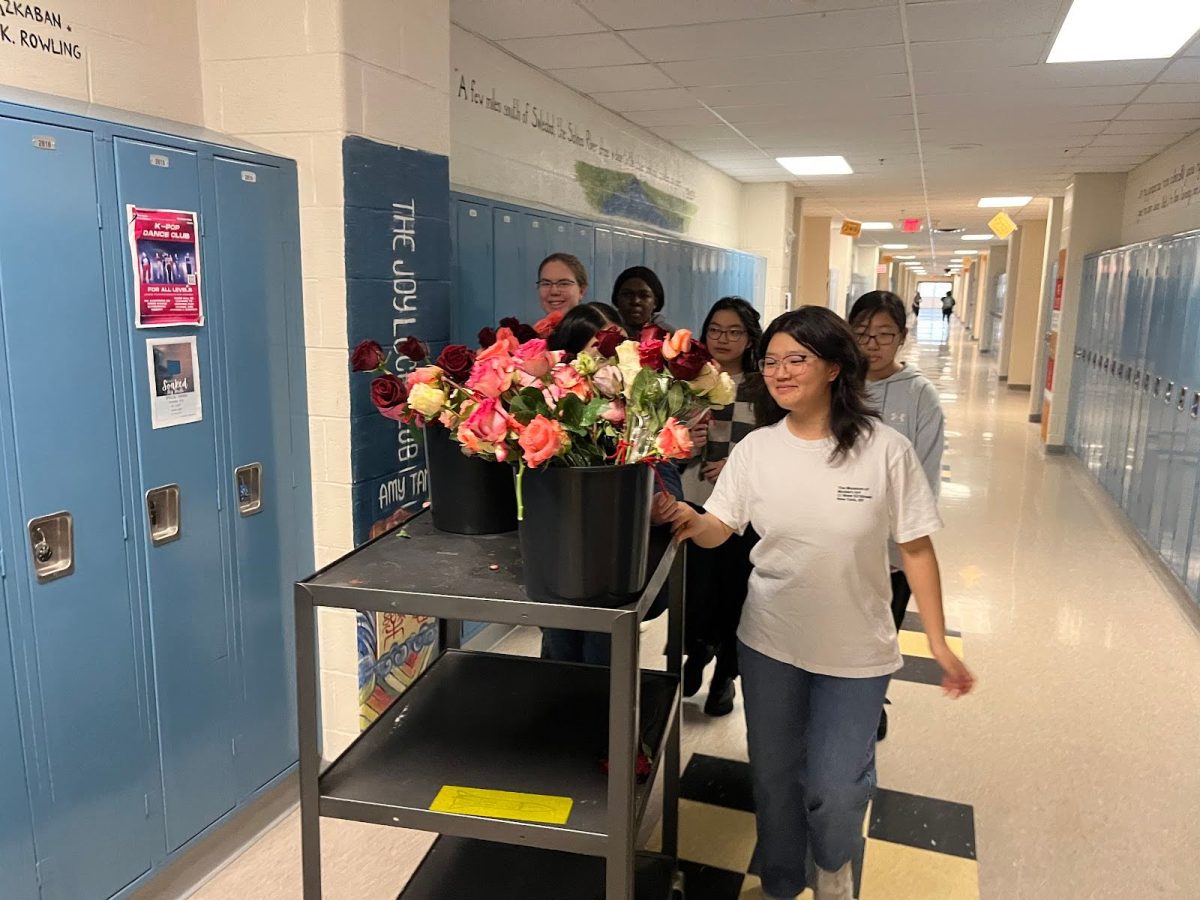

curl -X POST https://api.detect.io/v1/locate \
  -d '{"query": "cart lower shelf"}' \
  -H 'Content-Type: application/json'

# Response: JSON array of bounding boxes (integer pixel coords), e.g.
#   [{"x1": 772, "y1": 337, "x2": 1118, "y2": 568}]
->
[{"x1": 396, "y1": 835, "x2": 679, "y2": 899}]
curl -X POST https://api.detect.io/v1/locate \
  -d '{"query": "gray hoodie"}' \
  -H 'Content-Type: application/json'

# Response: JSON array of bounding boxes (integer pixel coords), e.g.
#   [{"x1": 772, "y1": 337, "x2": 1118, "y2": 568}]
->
[{"x1": 866, "y1": 364, "x2": 945, "y2": 567}]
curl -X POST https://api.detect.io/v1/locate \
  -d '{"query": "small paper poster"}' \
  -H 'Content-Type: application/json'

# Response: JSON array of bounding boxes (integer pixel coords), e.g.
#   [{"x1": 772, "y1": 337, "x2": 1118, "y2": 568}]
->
[
  {"x1": 146, "y1": 337, "x2": 203, "y2": 429},
  {"x1": 128, "y1": 206, "x2": 204, "y2": 327},
  {"x1": 840, "y1": 219, "x2": 862, "y2": 237}
]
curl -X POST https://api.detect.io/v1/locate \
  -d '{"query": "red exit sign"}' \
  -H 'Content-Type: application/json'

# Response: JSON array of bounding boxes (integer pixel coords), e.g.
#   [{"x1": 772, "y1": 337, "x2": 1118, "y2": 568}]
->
[{"x1": 901, "y1": 218, "x2": 922, "y2": 233}]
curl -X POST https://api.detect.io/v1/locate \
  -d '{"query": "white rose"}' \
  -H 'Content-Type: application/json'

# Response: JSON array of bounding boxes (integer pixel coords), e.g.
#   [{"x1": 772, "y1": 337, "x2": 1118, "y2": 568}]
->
[{"x1": 707, "y1": 372, "x2": 737, "y2": 407}]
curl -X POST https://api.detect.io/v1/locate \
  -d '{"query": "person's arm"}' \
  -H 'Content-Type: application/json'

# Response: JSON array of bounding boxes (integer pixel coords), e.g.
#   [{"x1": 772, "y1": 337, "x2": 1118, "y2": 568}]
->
[
  {"x1": 663, "y1": 502, "x2": 733, "y2": 548},
  {"x1": 897, "y1": 536, "x2": 974, "y2": 698}
]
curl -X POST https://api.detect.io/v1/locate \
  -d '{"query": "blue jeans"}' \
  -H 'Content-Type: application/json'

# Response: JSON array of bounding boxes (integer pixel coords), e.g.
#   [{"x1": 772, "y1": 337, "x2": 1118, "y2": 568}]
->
[{"x1": 739, "y1": 641, "x2": 890, "y2": 897}]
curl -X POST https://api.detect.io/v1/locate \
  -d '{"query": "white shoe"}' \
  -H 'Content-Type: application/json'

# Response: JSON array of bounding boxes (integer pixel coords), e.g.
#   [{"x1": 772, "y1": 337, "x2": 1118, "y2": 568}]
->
[{"x1": 814, "y1": 861, "x2": 854, "y2": 900}]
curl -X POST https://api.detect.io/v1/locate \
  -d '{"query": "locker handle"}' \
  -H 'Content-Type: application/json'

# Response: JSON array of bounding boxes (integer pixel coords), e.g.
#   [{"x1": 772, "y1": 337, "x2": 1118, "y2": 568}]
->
[
  {"x1": 235, "y1": 463, "x2": 263, "y2": 517},
  {"x1": 1179, "y1": 386, "x2": 1188, "y2": 412},
  {"x1": 146, "y1": 485, "x2": 181, "y2": 545},
  {"x1": 1191, "y1": 392, "x2": 1199, "y2": 419},
  {"x1": 1153, "y1": 377, "x2": 1161, "y2": 398},
  {"x1": 27, "y1": 512, "x2": 74, "y2": 583},
  {"x1": 1165, "y1": 382, "x2": 1175, "y2": 404}
]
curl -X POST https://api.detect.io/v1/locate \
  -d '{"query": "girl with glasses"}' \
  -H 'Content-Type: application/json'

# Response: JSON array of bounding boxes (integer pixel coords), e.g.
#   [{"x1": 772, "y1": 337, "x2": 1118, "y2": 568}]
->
[
  {"x1": 848, "y1": 290, "x2": 946, "y2": 741},
  {"x1": 680, "y1": 297, "x2": 765, "y2": 716},
  {"x1": 664, "y1": 307, "x2": 971, "y2": 900},
  {"x1": 536, "y1": 253, "x2": 588, "y2": 316}
]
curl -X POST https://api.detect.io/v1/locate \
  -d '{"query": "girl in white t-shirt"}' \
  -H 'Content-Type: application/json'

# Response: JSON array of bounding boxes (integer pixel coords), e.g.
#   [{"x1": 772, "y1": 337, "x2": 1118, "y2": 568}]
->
[{"x1": 666, "y1": 307, "x2": 972, "y2": 900}]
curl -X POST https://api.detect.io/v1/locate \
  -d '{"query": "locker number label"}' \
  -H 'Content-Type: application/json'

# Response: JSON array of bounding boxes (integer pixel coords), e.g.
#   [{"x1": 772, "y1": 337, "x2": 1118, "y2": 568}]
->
[
  {"x1": 150, "y1": 154, "x2": 170, "y2": 168},
  {"x1": 241, "y1": 171, "x2": 258, "y2": 183},
  {"x1": 32, "y1": 136, "x2": 56, "y2": 151}
]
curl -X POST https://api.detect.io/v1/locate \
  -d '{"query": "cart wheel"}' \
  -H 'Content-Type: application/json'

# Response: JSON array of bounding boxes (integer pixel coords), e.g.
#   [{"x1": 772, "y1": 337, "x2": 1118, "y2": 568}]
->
[{"x1": 670, "y1": 869, "x2": 685, "y2": 898}]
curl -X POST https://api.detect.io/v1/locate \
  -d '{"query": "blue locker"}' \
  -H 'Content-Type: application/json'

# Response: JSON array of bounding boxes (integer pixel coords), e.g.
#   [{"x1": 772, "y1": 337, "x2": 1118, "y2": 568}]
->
[
  {"x1": 0, "y1": 584, "x2": 36, "y2": 900},
  {"x1": 1127, "y1": 244, "x2": 1158, "y2": 530},
  {"x1": 1146, "y1": 241, "x2": 1187, "y2": 552},
  {"x1": 1162, "y1": 235, "x2": 1200, "y2": 579},
  {"x1": 209, "y1": 157, "x2": 305, "y2": 797},
  {"x1": 112, "y1": 137, "x2": 237, "y2": 851},
  {"x1": 593, "y1": 226, "x2": 615, "y2": 302},
  {"x1": 523, "y1": 212, "x2": 550, "y2": 323},
  {"x1": 452, "y1": 200, "x2": 494, "y2": 345},
  {"x1": 569, "y1": 222, "x2": 595, "y2": 284},
  {"x1": 677, "y1": 243, "x2": 696, "y2": 330},
  {"x1": 493, "y1": 207, "x2": 525, "y2": 325},
  {"x1": 0, "y1": 117, "x2": 156, "y2": 897}
]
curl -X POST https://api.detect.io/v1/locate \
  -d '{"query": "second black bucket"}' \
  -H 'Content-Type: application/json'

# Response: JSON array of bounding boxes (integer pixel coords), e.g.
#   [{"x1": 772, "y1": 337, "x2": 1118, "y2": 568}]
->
[
  {"x1": 517, "y1": 463, "x2": 653, "y2": 605},
  {"x1": 425, "y1": 422, "x2": 517, "y2": 534}
]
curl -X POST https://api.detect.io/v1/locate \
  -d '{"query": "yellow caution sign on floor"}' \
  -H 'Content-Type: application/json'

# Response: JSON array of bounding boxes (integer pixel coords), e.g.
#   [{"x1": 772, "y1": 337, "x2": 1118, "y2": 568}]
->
[{"x1": 430, "y1": 785, "x2": 574, "y2": 824}]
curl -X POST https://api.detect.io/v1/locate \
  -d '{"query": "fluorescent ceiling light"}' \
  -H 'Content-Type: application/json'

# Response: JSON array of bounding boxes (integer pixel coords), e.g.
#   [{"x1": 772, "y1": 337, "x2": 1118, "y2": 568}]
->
[
  {"x1": 1048, "y1": 0, "x2": 1200, "y2": 63},
  {"x1": 950, "y1": 258, "x2": 963, "y2": 262},
  {"x1": 775, "y1": 155, "x2": 853, "y2": 176},
  {"x1": 978, "y1": 196, "x2": 1032, "y2": 208},
  {"x1": 963, "y1": 234, "x2": 994, "y2": 241},
  {"x1": 960, "y1": 250, "x2": 980, "y2": 255},
  {"x1": 880, "y1": 244, "x2": 908, "y2": 250},
  {"x1": 895, "y1": 255, "x2": 916, "y2": 260},
  {"x1": 861, "y1": 222, "x2": 894, "y2": 230}
]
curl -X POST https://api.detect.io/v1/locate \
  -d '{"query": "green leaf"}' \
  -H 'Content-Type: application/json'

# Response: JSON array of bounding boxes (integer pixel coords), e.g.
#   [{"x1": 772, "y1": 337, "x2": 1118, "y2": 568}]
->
[
  {"x1": 580, "y1": 396, "x2": 608, "y2": 427},
  {"x1": 509, "y1": 386, "x2": 550, "y2": 425},
  {"x1": 556, "y1": 392, "x2": 586, "y2": 428},
  {"x1": 667, "y1": 381, "x2": 686, "y2": 416}
]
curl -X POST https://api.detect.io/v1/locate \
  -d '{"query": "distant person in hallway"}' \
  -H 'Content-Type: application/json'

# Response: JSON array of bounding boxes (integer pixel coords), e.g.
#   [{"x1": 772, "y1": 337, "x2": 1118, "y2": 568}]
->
[
  {"x1": 849, "y1": 290, "x2": 946, "y2": 741},
  {"x1": 612, "y1": 266, "x2": 676, "y2": 334},
  {"x1": 536, "y1": 252, "x2": 588, "y2": 316},
  {"x1": 942, "y1": 290, "x2": 956, "y2": 324},
  {"x1": 664, "y1": 307, "x2": 973, "y2": 900},
  {"x1": 911, "y1": 291, "x2": 921, "y2": 319},
  {"x1": 680, "y1": 297, "x2": 765, "y2": 717}
]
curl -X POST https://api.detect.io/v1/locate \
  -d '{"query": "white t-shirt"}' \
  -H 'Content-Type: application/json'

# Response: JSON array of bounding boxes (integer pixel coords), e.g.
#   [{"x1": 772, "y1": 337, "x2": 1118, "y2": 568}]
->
[{"x1": 704, "y1": 418, "x2": 942, "y2": 678}]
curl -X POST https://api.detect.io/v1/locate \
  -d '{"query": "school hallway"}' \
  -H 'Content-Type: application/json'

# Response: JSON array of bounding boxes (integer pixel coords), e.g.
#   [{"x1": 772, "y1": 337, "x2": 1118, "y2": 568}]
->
[{"x1": 176, "y1": 317, "x2": 1200, "y2": 900}]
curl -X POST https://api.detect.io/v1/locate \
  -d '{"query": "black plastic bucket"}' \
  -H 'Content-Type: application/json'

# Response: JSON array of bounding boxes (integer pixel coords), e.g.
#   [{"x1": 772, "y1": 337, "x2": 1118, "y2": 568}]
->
[
  {"x1": 425, "y1": 422, "x2": 517, "y2": 534},
  {"x1": 517, "y1": 463, "x2": 653, "y2": 605}
]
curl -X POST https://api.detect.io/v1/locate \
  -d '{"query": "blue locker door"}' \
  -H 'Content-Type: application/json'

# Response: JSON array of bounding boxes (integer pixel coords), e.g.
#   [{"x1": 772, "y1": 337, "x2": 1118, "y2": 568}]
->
[
  {"x1": 454, "y1": 200, "x2": 494, "y2": 345},
  {"x1": 493, "y1": 207, "x2": 525, "y2": 324},
  {"x1": 523, "y1": 212, "x2": 550, "y2": 323},
  {"x1": 0, "y1": 117, "x2": 154, "y2": 898},
  {"x1": 594, "y1": 226, "x2": 615, "y2": 301},
  {"x1": 113, "y1": 137, "x2": 237, "y2": 850},
  {"x1": 211, "y1": 158, "x2": 300, "y2": 797},
  {"x1": 569, "y1": 222, "x2": 595, "y2": 288},
  {"x1": 0, "y1": 585, "x2": 36, "y2": 898}
]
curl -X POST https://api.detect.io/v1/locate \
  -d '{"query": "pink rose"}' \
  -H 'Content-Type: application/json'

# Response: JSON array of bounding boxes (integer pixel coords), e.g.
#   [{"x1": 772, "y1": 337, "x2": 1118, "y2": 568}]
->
[
  {"x1": 515, "y1": 338, "x2": 555, "y2": 378},
  {"x1": 478, "y1": 327, "x2": 520, "y2": 360},
  {"x1": 406, "y1": 365, "x2": 443, "y2": 391},
  {"x1": 551, "y1": 365, "x2": 591, "y2": 401},
  {"x1": 534, "y1": 310, "x2": 564, "y2": 337},
  {"x1": 593, "y1": 364, "x2": 623, "y2": 398},
  {"x1": 467, "y1": 355, "x2": 515, "y2": 398},
  {"x1": 456, "y1": 424, "x2": 488, "y2": 456},
  {"x1": 519, "y1": 415, "x2": 568, "y2": 467},
  {"x1": 463, "y1": 398, "x2": 511, "y2": 443},
  {"x1": 656, "y1": 417, "x2": 693, "y2": 460},
  {"x1": 661, "y1": 329, "x2": 693, "y2": 360},
  {"x1": 601, "y1": 399, "x2": 626, "y2": 426}
]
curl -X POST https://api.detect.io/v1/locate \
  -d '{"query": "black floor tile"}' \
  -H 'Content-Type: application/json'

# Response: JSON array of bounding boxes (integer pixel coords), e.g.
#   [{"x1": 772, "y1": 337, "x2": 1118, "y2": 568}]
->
[
  {"x1": 868, "y1": 787, "x2": 977, "y2": 860},
  {"x1": 680, "y1": 754, "x2": 755, "y2": 813},
  {"x1": 901, "y1": 611, "x2": 961, "y2": 637},
  {"x1": 677, "y1": 860, "x2": 746, "y2": 900},
  {"x1": 892, "y1": 654, "x2": 944, "y2": 686}
]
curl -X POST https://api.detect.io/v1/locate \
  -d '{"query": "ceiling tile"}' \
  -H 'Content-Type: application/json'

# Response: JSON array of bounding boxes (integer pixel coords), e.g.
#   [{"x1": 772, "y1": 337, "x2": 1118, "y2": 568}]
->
[
  {"x1": 498, "y1": 32, "x2": 644, "y2": 69},
  {"x1": 1139, "y1": 83, "x2": 1200, "y2": 104},
  {"x1": 451, "y1": 0, "x2": 605, "y2": 39},
  {"x1": 1103, "y1": 120, "x2": 1200, "y2": 136},
  {"x1": 1159, "y1": 58, "x2": 1200, "y2": 83},
  {"x1": 586, "y1": 87, "x2": 697, "y2": 111},
  {"x1": 620, "y1": 8, "x2": 902, "y2": 62},
  {"x1": 1089, "y1": 133, "x2": 1182, "y2": 149},
  {"x1": 691, "y1": 74, "x2": 911, "y2": 108},
  {"x1": 904, "y1": 0, "x2": 1062, "y2": 42},
  {"x1": 660, "y1": 46, "x2": 907, "y2": 86},
  {"x1": 624, "y1": 107, "x2": 726, "y2": 127},
  {"x1": 550, "y1": 64, "x2": 676, "y2": 93},
  {"x1": 579, "y1": 0, "x2": 895, "y2": 30},
  {"x1": 909, "y1": 34, "x2": 1048, "y2": 71},
  {"x1": 1118, "y1": 102, "x2": 1200, "y2": 120},
  {"x1": 916, "y1": 61, "x2": 1161, "y2": 95}
]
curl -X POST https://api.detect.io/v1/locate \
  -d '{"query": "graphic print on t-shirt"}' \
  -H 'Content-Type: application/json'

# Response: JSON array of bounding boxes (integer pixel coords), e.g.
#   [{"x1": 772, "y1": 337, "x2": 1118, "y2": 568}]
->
[{"x1": 837, "y1": 486, "x2": 874, "y2": 503}]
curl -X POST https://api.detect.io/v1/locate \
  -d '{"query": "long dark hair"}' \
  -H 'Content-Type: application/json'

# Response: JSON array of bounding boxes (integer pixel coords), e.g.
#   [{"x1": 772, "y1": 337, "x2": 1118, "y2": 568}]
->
[
  {"x1": 701, "y1": 296, "x2": 766, "y2": 412},
  {"x1": 848, "y1": 290, "x2": 908, "y2": 337},
  {"x1": 612, "y1": 266, "x2": 665, "y2": 312},
  {"x1": 757, "y1": 307, "x2": 878, "y2": 463},
  {"x1": 547, "y1": 301, "x2": 623, "y2": 353}
]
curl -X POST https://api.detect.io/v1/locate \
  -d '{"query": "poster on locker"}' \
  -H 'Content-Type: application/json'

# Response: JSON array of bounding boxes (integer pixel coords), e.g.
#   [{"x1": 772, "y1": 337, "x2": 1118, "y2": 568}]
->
[
  {"x1": 145, "y1": 336, "x2": 203, "y2": 429},
  {"x1": 128, "y1": 206, "x2": 204, "y2": 327}
]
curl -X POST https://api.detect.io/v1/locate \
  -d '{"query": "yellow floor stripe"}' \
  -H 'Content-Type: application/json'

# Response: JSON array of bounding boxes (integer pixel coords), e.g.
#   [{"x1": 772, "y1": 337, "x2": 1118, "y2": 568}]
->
[
  {"x1": 859, "y1": 838, "x2": 979, "y2": 900},
  {"x1": 898, "y1": 629, "x2": 964, "y2": 660}
]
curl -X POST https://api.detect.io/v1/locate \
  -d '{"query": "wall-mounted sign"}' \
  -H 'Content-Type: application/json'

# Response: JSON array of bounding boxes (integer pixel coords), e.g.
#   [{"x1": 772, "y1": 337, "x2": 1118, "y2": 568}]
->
[
  {"x1": 902, "y1": 218, "x2": 922, "y2": 233},
  {"x1": 840, "y1": 220, "x2": 862, "y2": 237},
  {"x1": 128, "y1": 206, "x2": 203, "y2": 327}
]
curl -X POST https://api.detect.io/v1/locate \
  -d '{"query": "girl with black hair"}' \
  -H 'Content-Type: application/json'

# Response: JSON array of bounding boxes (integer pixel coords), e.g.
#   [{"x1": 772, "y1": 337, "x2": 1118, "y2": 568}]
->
[
  {"x1": 680, "y1": 297, "x2": 764, "y2": 716},
  {"x1": 665, "y1": 307, "x2": 971, "y2": 900},
  {"x1": 612, "y1": 266, "x2": 676, "y2": 333},
  {"x1": 546, "y1": 302, "x2": 623, "y2": 354}
]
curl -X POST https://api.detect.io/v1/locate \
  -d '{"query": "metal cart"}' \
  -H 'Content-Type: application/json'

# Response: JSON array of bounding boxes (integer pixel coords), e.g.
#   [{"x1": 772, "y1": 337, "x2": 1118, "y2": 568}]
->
[{"x1": 294, "y1": 512, "x2": 686, "y2": 899}]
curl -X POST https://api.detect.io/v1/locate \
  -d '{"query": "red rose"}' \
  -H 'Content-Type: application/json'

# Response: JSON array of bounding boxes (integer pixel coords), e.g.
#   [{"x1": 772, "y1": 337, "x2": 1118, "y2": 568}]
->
[
  {"x1": 436, "y1": 344, "x2": 476, "y2": 381},
  {"x1": 370, "y1": 373, "x2": 408, "y2": 418},
  {"x1": 351, "y1": 339, "x2": 386, "y2": 372},
  {"x1": 640, "y1": 323, "x2": 668, "y2": 343},
  {"x1": 534, "y1": 310, "x2": 564, "y2": 337},
  {"x1": 499, "y1": 317, "x2": 522, "y2": 331},
  {"x1": 517, "y1": 324, "x2": 539, "y2": 343},
  {"x1": 395, "y1": 336, "x2": 427, "y2": 362},
  {"x1": 595, "y1": 326, "x2": 624, "y2": 358},
  {"x1": 666, "y1": 342, "x2": 712, "y2": 381},
  {"x1": 638, "y1": 338, "x2": 665, "y2": 371},
  {"x1": 478, "y1": 327, "x2": 497, "y2": 348}
]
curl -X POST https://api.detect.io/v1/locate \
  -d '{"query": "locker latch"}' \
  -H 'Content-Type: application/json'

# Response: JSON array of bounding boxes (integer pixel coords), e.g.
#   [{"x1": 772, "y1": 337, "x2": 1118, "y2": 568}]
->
[
  {"x1": 234, "y1": 463, "x2": 263, "y2": 517},
  {"x1": 28, "y1": 512, "x2": 74, "y2": 583},
  {"x1": 146, "y1": 485, "x2": 181, "y2": 545},
  {"x1": 1179, "y1": 386, "x2": 1188, "y2": 412},
  {"x1": 1165, "y1": 382, "x2": 1175, "y2": 404}
]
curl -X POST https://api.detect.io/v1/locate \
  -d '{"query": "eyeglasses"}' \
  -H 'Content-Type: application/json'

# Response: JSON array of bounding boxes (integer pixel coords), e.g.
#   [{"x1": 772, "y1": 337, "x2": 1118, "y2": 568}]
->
[
  {"x1": 617, "y1": 288, "x2": 656, "y2": 302},
  {"x1": 706, "y1": 326, "x2": 748, "y2": 342},
  {"x1": 759, "y1": 353, "x2": 815, "y2": 375},
  {"x1": 854, "y1": 331, "x2": 899, "y2": 347},
  {"x1": 536, "y1": 279, "x2": 578, "y2": 290}
]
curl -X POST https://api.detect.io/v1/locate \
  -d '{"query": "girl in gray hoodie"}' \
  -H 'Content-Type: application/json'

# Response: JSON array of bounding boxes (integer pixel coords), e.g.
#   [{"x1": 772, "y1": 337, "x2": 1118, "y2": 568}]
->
[{"x1": 848, "y1": 290, "x2": 946, "y2": 740}]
